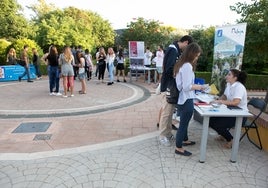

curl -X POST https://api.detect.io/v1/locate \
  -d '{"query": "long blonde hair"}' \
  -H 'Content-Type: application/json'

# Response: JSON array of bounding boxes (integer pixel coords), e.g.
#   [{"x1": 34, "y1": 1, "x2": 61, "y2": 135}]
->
[{"x1": 63, "y1": 46, "x2": 73, "y2": 63}]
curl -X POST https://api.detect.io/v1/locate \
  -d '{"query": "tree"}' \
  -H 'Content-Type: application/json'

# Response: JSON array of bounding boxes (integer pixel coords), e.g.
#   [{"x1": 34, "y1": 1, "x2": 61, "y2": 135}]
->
[
  {"x1": 120, "y1": 17, "x2": 181, "y2": 50},
  {"x1": 230, "y1": 0, "x2": 268, "y2": 74},
  {"x1": 189, "y1": 27, "x2": 215, "y2": 72},
  {"x1": 30, "y1": 1, "x2": 115, "y2": 51},
  {"x1": 0, "y1": 0, "x2": 32, "y2": 40}
]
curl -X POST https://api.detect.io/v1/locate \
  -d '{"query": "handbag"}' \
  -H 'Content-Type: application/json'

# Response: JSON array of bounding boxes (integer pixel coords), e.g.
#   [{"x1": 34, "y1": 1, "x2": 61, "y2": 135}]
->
[{"x1": 166, "y1": 78, "x2": 180, "y2": 104}]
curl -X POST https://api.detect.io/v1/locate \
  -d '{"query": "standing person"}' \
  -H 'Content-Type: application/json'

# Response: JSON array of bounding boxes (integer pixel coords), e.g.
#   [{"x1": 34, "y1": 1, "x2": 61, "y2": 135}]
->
[
  {"x1": 32, "y1": 48, "x2": 42, "y2": 79},
  {"x1": 144, "y1": 47, "x2": 152, "y2": 67},
  {"x1": 156, "y1": 45, "x2": 164, "y2": 85},
  {"x1": 85, "y1": 49, "x2": 93, "y2": 80},
  {"x1": 6, "y1": 48, "x2": 17, "y2": 65},
  {"x1": 174, "y1": 42, "x2": 204, "y2": 156},
  {"x1": 45, "y1": 45, "x2": 61, "y2": 96},
  {"x1": 116, "y1": 49, "x2": 126, "y2": 82},
  {"x1": 59, "y1": 46, "x2": 75, "y2": 97},
  {"x1": 97, "y1": 47, "x2": 106, "y2": 83},
  {"x1": 18, "y1": 45, "x2": 33, "y2": 83},
  {"x1": 158, "y1": 35, "x2": 193, "y2": 146},
  {"x1": 209, "y1": 69, "x2": 248, "y2": 149},
  {"x1": 76, "y1": 51, "x2": 87, "y2": 94},
  {"x1": 95, "y1": 47, "x2": 100, "y2": 77},
  {"x1": 106, "y1": 47, "x2": 116, "y2": 85}
]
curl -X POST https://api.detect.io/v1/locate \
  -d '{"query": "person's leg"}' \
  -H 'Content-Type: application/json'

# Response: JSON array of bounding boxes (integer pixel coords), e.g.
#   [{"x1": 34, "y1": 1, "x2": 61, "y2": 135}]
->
[
  {"x1": 95, "y1": 64, "x2": 99, "y2": 77},
  {"x1": 19, "y1": 67, "x2": 27, "y2": 80},
  {"x1": 55, "y1": 67, "x2": 60, "y2": 93},
  {"x1": 25, "y1": 66, "x2": 31, "y2": 81},
  {"x1": 98, "y1": 64, "x2": 102, "y2": 80},
  {"x1": 159, "y1": 96, "x2": 175, "y2": 138},
  {"x1": 100, "y1": 64, "x2": 106, "y2": 81},
  {"x1": 62, "y1": 76, "x2": 68, "y2": 96},
  {"x1": 209, "y1": 117, "x2": 236, "y2": 142},
  {"x1": 175, "y1": 99, "x2": 194, "y2": 151},
  {"x1": 49, "y1": 67, "x2": 55, "y2": 93},
  {"x1": 109, "y1": 64, "x2": 114, "y2": 83},
  {"x1": 69, "y1": 76, "x2": 74, "y2": 96}
]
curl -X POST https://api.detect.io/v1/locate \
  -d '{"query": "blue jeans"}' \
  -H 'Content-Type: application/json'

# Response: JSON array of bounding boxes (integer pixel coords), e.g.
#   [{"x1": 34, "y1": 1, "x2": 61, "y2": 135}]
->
[
  {"x1": 108, "y1": 63, "x2": 114, "y2": 82},
  {"x1": 176, "y1": 99, "x2": 194, "y2": 148},
  {"x1": 19, "y1": 66, "x2": 31, "y2": 81},
  {"x1": 49, "y1": 66, "x2": 60, "y2": 93},
  {"x1": 34, "y1": 64, "x2": 41, "y2": 77}
]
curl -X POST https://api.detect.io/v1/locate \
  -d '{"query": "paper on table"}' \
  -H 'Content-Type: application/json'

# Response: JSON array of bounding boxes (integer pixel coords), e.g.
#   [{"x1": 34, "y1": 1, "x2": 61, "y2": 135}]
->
[{"x1": 196, "y1": 94, "x2": 215, "y2": 104}]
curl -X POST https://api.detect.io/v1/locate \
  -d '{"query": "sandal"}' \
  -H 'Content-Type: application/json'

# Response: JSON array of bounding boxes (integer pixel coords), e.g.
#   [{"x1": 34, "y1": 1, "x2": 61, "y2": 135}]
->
[
  {"x1": 79, "y1": 91, "x2": 86, "y2": 94},
  {"x1": 223, "y1": 141, "x2": 232, "y2": 149}
]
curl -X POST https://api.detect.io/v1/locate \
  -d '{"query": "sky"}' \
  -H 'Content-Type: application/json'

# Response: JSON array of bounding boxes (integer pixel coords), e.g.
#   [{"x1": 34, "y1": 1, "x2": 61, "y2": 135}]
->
[{"x1": 17, "y1": 0, "x2": 253, "y2": 30}]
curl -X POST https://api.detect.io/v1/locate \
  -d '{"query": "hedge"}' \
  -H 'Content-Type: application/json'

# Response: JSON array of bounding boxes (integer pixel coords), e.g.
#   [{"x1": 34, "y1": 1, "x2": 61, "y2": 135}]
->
[
  {"x1": 196, "y1": 72, "x2": 268, "y2": 90},
  {"x1": 39, "y1": 65, "x2": 268, "y2": 90}
]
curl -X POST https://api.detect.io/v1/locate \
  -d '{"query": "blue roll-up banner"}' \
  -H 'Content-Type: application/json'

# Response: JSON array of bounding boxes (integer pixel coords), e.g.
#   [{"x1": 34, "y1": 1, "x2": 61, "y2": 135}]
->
[
  {"x1": 211, "y1": 23, "x2": 247, "y2": 94},
  {"x1": 0, "y1": 65, "x2": 36, "y2": 82}
]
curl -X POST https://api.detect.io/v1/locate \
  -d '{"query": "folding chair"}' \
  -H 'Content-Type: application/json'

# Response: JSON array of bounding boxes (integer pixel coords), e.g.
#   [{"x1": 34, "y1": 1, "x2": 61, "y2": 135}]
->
[{"x1": 240, "y1": 98, "x2": 267, "y2": 150}]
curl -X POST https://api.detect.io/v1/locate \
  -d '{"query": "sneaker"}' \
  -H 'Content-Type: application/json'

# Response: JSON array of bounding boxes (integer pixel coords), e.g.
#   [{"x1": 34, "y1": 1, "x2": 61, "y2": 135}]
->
[
  {"x1": 55, "y1": 92, "x2": 62, "y2": 96},
  {"x1": 123, "y1": 79, "x2": 127, "y2": 83},
  {"x1": 70, "y1": 94, "x2": 74, "y2": 97},
  {"x1": 27, "y1": 80, "x2": 33, "y2": 82},
  {"x1": 49, "y1": 92, "x2": 56, "y2": 96},
  {"x1": 117, "y1": 80, "x2": 120, "y2": 82},
  {"x1": 159, "y1": 136, "x2": 171, "y2": 147},
  {"x1": 62, "y1": 95, "x2": 68, "y2": 98}
]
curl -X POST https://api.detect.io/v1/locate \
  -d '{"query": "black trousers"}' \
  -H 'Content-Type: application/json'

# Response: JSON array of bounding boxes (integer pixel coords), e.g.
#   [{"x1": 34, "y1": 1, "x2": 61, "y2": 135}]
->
[{"x1": 209, "y1": 117, "x2": 247, "y2": 142}]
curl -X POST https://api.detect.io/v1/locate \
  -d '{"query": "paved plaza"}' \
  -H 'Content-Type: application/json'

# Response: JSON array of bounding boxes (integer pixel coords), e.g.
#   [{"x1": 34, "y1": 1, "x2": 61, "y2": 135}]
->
[{"x1": 0, "y1": 76, "x2": 267, "y2": 188}]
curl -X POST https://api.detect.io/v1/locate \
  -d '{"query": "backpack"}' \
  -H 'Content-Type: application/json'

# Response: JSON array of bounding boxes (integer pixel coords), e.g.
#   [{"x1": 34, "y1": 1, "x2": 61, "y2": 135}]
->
[{"x1": 166, "y1": 77, "x2": 180, "y2": 104}]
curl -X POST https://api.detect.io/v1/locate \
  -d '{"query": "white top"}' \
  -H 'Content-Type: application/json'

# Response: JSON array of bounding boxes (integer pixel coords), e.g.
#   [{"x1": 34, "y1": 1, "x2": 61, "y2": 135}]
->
[
  {"x1": 106, "y1": 54, "x2": 115, "y2": 66},
  {"x1": 156, "y1": 50, "x2": 164, "y2": 67},
  {"x1": 116, "y1": 56, "x2": 124, "y2": 64},
  {"x1": 144, "y1": 50, "x2": 152, "y2": 66},
  {"x1": 176, "y1": 62, "x2": 195, "y2": 105},
  {"x1": 224, "y1": 82, "x2": 248, "y2": 111}
]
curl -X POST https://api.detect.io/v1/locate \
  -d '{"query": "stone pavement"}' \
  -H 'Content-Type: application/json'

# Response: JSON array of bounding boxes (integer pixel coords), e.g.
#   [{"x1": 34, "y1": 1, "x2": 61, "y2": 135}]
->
[{"x1": 0, "y1": 75, "x2": 267, "y2": 188}]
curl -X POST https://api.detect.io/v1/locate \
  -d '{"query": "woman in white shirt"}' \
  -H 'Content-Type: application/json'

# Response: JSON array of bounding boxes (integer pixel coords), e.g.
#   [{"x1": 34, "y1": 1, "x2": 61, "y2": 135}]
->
[
  {"x1": 106, "y1": 47, "x2": 116, "y2": 85},
  {"x1": 209, "y1": 69, "x2": 248, "y2": 149},
  {"x1": 174, "y1": 43, "x2": 204, "y2": 156}
]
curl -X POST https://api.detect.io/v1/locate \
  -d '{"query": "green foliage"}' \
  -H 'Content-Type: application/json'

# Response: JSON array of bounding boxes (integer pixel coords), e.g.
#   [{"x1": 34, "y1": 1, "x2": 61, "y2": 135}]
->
[
  {"x1": 0, "y1": 0, "x2": 33, "y2": 39},
  {"x1": 196, "y1": 72, "x2": 268, "y2": 90},
  {"x1": 0, "y1": 39, "x2": 11, "y2": 65},
  {"x1": 230, "y1": 0, "x2": 268, "y2": 74},
  {"x1": 120, "y1": 17, "x2": 183, "y2": 50},
  {"x1": 190, "y1": 27, "x2": 215, "y2": 72},
  {"x1": 9, "y1": 38, "x2": 43, "y2": 62},
  {"x1": 32, "y1": 4, "x2": 115, "y2": 51}
]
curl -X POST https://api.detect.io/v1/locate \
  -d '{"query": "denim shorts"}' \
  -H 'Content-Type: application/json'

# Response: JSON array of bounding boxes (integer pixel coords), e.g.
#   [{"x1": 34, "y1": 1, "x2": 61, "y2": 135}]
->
[
  {"x1": 78, "y1": 72, "x2": 86, "y2": 80},
  {"x1": 156, "y1": 66, "x2": 163, "y2": 74}
]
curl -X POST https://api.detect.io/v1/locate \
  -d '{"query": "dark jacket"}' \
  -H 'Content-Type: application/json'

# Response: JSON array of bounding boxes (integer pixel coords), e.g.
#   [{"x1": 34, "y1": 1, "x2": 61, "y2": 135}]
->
[{"x1": 160, "y1": 42, "x2": 181, "y2": 92}]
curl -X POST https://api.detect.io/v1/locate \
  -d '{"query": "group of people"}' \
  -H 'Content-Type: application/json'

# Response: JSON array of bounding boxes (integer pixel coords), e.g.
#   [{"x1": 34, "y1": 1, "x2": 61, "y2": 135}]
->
[
  {"x1": 95, "y1": 46, "x2": 127, "y2": 85},
  {"x1": 158, "y1": 35, "x2": 248, "y2": 156},
  {"x1": 42, "y1": 45, "x2": 94, "y2": 97},
  {"x1": 6, "y1": 45, "x2": 42, "y2": 82}
]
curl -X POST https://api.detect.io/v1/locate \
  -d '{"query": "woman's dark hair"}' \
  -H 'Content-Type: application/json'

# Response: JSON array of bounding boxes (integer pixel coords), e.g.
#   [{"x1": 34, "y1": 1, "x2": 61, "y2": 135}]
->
[
  {"x1": 230, "y1": 68, "x2": 247, "y2": 85},
  {"x1": 118, "y1": 49, "x2": 124, "y2": 60}
]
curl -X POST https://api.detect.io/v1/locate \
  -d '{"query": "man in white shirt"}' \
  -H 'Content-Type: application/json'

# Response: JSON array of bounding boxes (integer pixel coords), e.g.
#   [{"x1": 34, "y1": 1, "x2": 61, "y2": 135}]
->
[{"x1": 144, "y1": 47, "x2": 152, "y2": 67}]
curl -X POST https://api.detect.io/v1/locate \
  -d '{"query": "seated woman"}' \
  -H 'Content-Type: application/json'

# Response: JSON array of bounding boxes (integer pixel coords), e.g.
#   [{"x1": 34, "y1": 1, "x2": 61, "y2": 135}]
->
[{"x1": 209, "y1": 69, "x2": 248, "y2": 149}]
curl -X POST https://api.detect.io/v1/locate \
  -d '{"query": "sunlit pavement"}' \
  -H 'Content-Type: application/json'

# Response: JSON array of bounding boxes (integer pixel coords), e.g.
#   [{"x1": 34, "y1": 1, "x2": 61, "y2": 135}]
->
[{"x1": 0, "y1": 76, "x2": 267, "y2": 188}]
